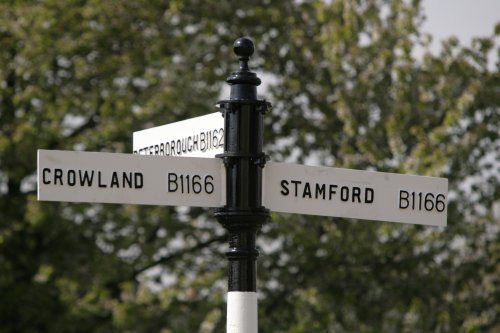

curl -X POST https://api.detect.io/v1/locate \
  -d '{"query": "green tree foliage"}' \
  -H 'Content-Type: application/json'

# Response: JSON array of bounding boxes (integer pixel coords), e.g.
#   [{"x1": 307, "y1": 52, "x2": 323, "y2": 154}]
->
[{"x1": 0, "y1": 0, "x2": 498, "y2": 332}]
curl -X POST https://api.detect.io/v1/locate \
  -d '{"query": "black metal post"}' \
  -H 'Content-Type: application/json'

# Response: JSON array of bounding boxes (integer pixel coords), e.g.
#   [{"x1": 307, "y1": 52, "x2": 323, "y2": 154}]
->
[{"x1": 215, "y1": 37, "x2": 270, "y2": 332}]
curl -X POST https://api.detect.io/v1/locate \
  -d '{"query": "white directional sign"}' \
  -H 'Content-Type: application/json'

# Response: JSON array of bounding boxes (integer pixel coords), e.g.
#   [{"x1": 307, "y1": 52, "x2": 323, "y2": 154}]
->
[
  {"x1": 263, "y1": 162, "x2": 448, "y2": 226},
  {"x1": 133, "y1": 112, "x2": 224, "y2": 158},
  {"x1": 38, "y1": 150, "x2": 225, "y2": 207}
]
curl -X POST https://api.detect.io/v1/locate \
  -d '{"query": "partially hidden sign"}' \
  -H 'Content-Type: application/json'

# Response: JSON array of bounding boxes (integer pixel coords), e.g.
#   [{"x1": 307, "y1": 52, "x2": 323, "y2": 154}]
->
[
  {"x1": 38, "y1": 150, "x2": 225, "y2": 207},
  {"x1": 263, "y1": 162, "x2": 448, "y2": 226},
  {"x1": 133, "y1": 112, "x2": 224, "y2": 158}
]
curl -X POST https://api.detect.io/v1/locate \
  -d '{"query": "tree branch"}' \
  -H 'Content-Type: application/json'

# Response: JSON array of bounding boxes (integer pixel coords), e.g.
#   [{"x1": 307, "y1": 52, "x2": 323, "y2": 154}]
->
[{"x1": 132, "y1": 234, "x2": 226, "y2": 279}]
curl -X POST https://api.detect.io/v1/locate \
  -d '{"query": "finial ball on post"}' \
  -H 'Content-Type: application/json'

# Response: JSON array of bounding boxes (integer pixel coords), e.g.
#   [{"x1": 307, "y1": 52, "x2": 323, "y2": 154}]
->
[{"x1": 234, "y1": 37, "x2": 254, "y2": 59}]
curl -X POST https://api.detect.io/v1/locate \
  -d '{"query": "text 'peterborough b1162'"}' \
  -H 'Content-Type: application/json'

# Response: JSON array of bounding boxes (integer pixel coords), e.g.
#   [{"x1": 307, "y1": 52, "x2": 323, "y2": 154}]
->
[{"x1": 133, "y1": 112, "x2": 224, "y2": 158}]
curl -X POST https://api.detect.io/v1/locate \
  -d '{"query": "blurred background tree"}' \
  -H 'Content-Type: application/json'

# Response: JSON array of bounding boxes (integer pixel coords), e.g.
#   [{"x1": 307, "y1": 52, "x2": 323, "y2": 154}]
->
[{"x1": 0, "y1": 0, "x2": 498, "y2": 332}]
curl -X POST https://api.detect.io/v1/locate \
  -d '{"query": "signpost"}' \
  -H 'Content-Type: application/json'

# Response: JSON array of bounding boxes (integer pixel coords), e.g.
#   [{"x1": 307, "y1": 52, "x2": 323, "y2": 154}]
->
[
  {"x1": 133, "y1": 112, "x2": 224, "y2": 157},
  {"x1": 37, "y1": 38, "x2": 449, "y2": 333},
  {"x1": 263, "y1": 162, "x2": 448, "y2": 226}
]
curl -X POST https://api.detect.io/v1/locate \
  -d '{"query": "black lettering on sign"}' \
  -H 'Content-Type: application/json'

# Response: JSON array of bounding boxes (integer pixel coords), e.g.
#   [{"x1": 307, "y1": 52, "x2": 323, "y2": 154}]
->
[
  {"x1": 79, "y1": 170, "x2": 94, "y2": 186},
  {"x1": 280, "y1": 180, "x2": 289, "y2": 196},
  {"x1": 399, "y1": 190, "x2": 446, "y2": 212},
  {"x1": 212, "y1": 129, "x2": 219, "y2": 148},
  {"x1": 67, "y1": 170, "x2": 76, "y2": 186},
  {"x1": 277, "y1": 179, "x2": 376, "y2": 205},
  {"x1": 291, "y1": 180, "x2": 301, "y2": 197},
  {"x1": 111, "y1": 172, "x2": 120, "y2": 188},
  {"x1": 219, "y1": 128, "x2": 224, "y2": 148},
  {"x1": 170, "y1": 140, "x2": 176, "y2": 156},
  {"x1": 340, "y1": 186, "x2": 349, "y2": 202},
  {"x1": 134, "y1": 173, "x2": 143, "y2": 188},
  {"x1": 98, "y1": 171, "x2": 107, "y2": 188},
  {"x1": 329, "y1": 185, "x2": 337, "y2": 199},
  {"x1": 192, "y1": 175, "x2": 202, "y2": 193},
  {"x1": 123, "y1": 172, "x2": 133, "y2": 188},
  {"x1": 54, "y1": 169, "x2": 63, "y2": 185},
  {"x1": 365, "y1": 188, "x2": 374, "y2": 203},
  {"x1": 193, "y1": 135, "x2": 199, "y2": 151},
  {"x1": 43, "y1": 168, "x2": 51, "y2": 184},
  {"x1": 303, "y1": 182, "x2": 312, "y2": 198},
  {"x1": 165, "y1": 142, "x2": 171, "y2": 156},
  {"x1": 205, "y1": 175, "x2": 214, "y2": 194},
  {"x1": 176, "y1": 139, "x2": 181, "y2": 155},
  {"x1": 200, "y1": 132, "x2": 206, "y2": 152},
  {"x1": 181, "y1": 138, "x2": 187, "y2": 154},
  {"x1": 168, "y1": 173, "x2": 178, "y2": 192},
  {"x1": 166, "y1": 173, "x2": 214, "y2": 194},
  {"x1": 41, "y1": 169, "x2": 144, "y2": 188},
  {"x1": 352, "y1": 186, "x2": 361, "y2": 202},
  {"x1": 399, "y1": 190, "x2": 410, "y2": 209},
  {"x1": 315, "y1": 183, "x2": 325, "y2": 199},
  {"x1": 134, "y1": 127, "x2": 225, "y2": 157}
]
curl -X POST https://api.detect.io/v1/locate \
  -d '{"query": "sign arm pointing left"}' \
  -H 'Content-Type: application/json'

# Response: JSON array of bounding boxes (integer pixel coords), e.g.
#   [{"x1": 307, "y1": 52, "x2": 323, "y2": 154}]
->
[{"x1": 37, "y1": 149, "x2": 226, "y2": 208}]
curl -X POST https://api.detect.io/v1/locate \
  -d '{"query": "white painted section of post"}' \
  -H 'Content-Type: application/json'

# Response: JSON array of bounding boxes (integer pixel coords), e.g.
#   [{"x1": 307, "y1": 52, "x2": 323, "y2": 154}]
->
[{"x1": 227, "y1": 292, "x2": 258, "y2": 333}]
